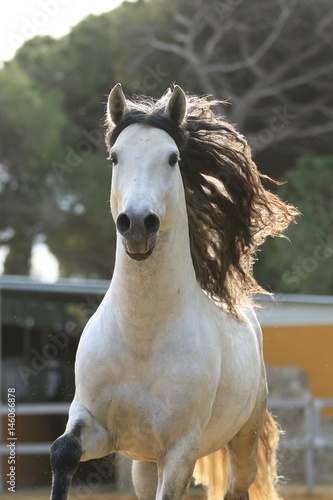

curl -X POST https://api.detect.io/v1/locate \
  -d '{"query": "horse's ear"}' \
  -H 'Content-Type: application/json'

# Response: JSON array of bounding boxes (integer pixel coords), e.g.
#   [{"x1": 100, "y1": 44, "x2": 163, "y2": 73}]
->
[
  {"x1": 107, "y1": 83, "x2": 130, "y2": 125},
  {"x1": 165, "y1": 85, "x2": 187, "y2": 125}
]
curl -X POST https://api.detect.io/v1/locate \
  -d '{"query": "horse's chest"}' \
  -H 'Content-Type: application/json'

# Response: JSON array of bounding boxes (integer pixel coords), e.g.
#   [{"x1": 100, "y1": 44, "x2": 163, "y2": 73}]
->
[
  {"x1": 102, "y1": 379, "x2": 187, "y2": 459},
  {"x1": 82, "y1": 341, "x2": 213, "y2": 459}
]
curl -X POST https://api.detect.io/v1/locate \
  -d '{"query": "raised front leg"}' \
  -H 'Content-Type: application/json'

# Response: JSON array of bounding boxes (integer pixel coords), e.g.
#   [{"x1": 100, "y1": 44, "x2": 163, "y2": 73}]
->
[{"x1": 50, "y1": 402, "x2": 109, "y2": 500}]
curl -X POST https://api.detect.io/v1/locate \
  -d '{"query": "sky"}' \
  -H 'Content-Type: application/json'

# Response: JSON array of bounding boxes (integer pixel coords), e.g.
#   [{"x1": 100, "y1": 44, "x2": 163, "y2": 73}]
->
[
  {"x1": 0, "y1": 0, "x2": 131, "y2": 63},
  {"x1": 0, "y1": 0, "x2": 133, "y2": 280}
]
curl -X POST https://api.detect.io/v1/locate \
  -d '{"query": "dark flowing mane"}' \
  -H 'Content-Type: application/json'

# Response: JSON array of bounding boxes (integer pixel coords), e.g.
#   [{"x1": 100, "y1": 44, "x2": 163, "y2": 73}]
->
[{"x1": 105, "y1": 87, "x2": 298, "y2": 318}]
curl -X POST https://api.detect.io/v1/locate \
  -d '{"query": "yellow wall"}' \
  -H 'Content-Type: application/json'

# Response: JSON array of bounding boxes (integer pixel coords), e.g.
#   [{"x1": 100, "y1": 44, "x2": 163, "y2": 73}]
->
[{"x1": 263, "y1": 324, "x2": 333, "y2": 400}]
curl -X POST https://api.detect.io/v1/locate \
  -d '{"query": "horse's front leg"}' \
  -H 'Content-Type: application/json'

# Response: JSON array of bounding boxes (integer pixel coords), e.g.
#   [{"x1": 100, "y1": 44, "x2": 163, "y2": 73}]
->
[
  {"x1": 50, "y1": 402, "x2": 109, "y2": 500},
  {"x1": 132, "y1": 460, "x2": 158, "y2": 500},
  {"x1": 156, "y1": 433, "x2": 199, "y2": 500}
]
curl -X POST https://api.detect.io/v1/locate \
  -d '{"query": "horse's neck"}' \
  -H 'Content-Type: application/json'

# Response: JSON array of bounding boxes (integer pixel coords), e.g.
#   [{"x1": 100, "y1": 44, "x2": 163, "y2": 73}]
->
[{"x1": 109, "y1": 211, "x2": 198, "y2": 338}]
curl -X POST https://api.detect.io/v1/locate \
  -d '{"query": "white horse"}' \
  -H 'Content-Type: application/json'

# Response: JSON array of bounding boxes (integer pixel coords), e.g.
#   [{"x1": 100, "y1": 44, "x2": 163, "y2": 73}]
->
[{"x1": 50, "y1": 84, "x2": 297, "y2": 500}]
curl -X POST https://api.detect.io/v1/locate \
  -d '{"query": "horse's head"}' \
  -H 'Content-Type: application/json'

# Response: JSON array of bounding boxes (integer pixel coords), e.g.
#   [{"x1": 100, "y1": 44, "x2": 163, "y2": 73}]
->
[{"x1": 107, "y1": 84, "x2": 187, "y2": 261}]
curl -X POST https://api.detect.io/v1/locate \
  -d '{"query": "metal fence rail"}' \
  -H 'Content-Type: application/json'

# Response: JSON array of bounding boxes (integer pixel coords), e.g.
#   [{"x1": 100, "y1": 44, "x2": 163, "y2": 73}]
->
[{"x1": 0, "y1": 398, "x2": 332, "y2": 492}]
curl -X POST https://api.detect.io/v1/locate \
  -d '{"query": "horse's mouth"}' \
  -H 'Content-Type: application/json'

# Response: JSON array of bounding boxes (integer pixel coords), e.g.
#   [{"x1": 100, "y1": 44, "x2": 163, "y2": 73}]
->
[
  {"x1": 122, "y1": 233, "x2": 158, "y2": 261},
  {"x1": 126, "y1": 248, "x2": 154, "y2": 261}
]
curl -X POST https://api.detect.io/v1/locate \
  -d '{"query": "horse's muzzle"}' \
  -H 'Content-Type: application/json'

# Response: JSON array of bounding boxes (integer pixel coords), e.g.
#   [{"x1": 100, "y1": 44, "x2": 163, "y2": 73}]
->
[{"x1": 116, "y1": 211, "x2": 160, "y2": 260}]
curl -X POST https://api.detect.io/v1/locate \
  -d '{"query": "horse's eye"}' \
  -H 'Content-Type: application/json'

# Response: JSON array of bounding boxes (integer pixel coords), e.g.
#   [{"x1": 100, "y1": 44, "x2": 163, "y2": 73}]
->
[
  {"x1": 109, "y1": 152, "x2": 118, "y2": 166},
  {"x1": 169, "y1": 152, "x2": 179, "y2": 167}
]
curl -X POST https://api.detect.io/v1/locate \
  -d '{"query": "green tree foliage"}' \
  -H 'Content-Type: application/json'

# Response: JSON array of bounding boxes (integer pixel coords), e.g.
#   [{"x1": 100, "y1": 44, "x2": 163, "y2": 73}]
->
[
  {"x1": 142, "y1": 0, "x2": 333, "y2": 177},
  {"x1": 0, "y1": 63, "x2": 74, "y2": 274},
  {"x1": 47, "y1": 149, "x2": 113, "y2": 278},
  {"x1": 254, "y1": 156, "x2": 333, "y2": 295}
]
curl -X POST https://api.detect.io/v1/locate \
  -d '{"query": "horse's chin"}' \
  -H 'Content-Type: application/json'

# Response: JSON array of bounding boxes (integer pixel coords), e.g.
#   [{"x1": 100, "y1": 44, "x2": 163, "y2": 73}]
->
[{"x1": 126, "y1": 248, "x2": 154, "y2": 261}]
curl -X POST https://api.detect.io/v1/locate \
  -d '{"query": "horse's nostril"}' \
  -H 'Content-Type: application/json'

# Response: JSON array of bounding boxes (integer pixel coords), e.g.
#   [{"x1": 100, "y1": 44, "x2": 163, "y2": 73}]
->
[
  {"x1": 117, "y1": 213, "x2": 131, "y2": 235},
  {"x1": 144, "y1": 214, "x2": 160, "y2": 235}
]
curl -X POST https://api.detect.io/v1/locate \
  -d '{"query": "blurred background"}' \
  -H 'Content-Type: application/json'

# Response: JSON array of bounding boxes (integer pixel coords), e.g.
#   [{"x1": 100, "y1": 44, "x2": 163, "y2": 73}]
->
[{"x1": 0, "y1": 0, "x2": 332, "y2": 497}]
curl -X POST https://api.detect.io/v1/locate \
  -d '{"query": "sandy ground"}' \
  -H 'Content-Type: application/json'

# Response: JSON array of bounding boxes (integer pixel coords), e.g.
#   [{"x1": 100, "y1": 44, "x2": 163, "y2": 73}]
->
[{"x1": 0, "y1": 488, "x2": 332, "y2": 500}]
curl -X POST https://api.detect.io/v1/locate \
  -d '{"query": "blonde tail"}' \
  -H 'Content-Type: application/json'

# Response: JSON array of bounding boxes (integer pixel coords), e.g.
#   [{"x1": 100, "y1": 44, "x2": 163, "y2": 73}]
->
[{"x1": 193, "y1": 410, "x2": 281, "y2": 500}]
